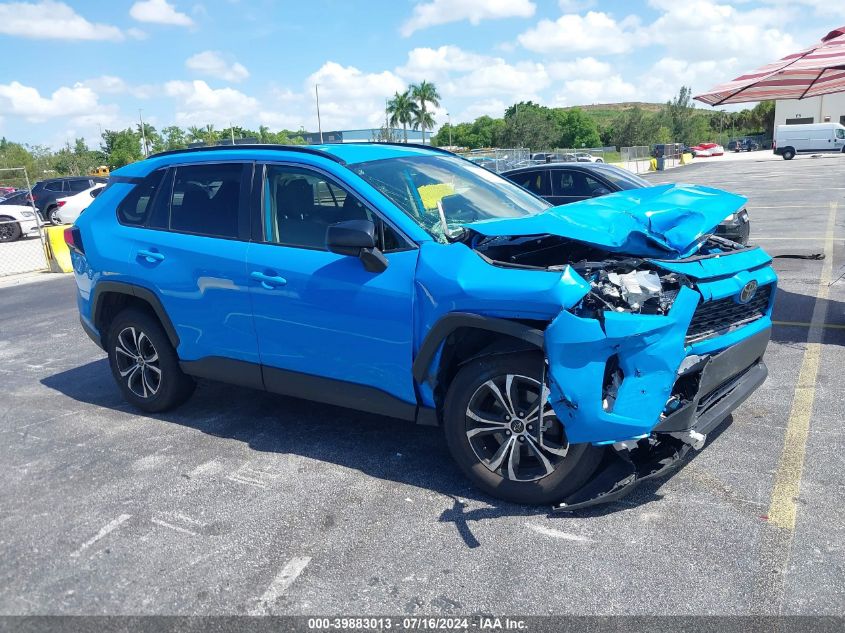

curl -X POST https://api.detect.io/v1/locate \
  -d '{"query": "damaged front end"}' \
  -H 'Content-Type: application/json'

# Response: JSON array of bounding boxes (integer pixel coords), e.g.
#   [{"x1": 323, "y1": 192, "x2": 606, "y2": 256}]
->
[{"x1": 461, "y1": 187, "x2": 777, "y2": 510}]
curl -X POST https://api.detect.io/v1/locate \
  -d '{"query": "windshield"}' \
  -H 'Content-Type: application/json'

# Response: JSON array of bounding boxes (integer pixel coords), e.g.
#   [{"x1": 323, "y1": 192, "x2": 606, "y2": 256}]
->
[
  {"x1": 350, "y1": 154, "x2": 550, "y2": 242},
  {"x1": 595, "y1": 166, "x2": 650, "y2": 191}
]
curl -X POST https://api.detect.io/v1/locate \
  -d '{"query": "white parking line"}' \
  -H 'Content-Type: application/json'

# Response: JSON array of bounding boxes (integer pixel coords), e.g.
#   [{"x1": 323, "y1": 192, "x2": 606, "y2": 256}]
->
[
  {"x1": 151, "y1": 518, "x2": 199, "y2": 536},
  {"x1": 70, "y1": 514, "x2": 131, "y2": 558},
  {"x1": 526, "y1": 523, "x2": 594, "y2": 542},
  {"x1": 249, "y1": 556, "x2": 312, "y2": 615}
]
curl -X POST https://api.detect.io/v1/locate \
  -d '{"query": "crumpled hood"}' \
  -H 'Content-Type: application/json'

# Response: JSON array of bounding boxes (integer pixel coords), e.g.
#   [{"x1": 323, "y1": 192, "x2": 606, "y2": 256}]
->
[{"x1": 464, "y1": 183, "x2": 747, "y2": 259}]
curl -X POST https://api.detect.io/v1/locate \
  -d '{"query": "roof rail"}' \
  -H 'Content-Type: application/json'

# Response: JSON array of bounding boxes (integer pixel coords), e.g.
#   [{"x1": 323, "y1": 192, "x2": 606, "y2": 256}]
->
[
  {"x1": 148, "y1": 144, "x2": 346, "y2": 164},
  {"x1": 341, "y1": 141, "x2": 455, "y2": 156}
]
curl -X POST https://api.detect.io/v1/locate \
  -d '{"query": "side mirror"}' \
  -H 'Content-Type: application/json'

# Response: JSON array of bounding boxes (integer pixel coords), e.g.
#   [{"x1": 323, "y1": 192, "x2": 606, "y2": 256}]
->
[{"x1": 326, "y1": 219, "x2": 388, "y2": 273}]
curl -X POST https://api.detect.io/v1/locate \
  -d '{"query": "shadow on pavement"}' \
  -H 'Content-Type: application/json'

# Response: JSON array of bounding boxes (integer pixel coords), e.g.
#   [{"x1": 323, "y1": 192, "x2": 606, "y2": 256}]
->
[{"x1": 42, "y1": 357, "x2": 719, "y2": 546}]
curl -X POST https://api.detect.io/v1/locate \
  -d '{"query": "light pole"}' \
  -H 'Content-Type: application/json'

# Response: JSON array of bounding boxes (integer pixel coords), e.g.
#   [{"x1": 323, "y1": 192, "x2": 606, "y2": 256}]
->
[
  {"x1": 138, "y1": 109, "x2": 147, "y2": 156},
  {"x1": 315, "y1": 84, "x2": 323, "y2": 144},
  {"x1": 447, "y1": 112, "x2": 452, "y2": 147}
]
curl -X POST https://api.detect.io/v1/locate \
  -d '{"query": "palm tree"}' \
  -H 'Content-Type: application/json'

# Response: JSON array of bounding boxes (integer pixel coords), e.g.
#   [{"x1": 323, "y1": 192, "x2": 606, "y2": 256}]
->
[
  {"x1": 409, "y1": 80, "x2": 441, "y2": 144},
  {"x1": 412, "y1": 110, "x2": 436, "y2": 141},
  {"x1": 186, "y1": 126, "x2": 204, "y2": 143},
  {"x1": 258, "y1": 125, "x2": 270, "y2": 144},
  {"x1": 203, "y1": 124, "x2": 218, "y2": 146},
  {"x1": 386, "y1": 90, "x2": 419, "y2": 143}
]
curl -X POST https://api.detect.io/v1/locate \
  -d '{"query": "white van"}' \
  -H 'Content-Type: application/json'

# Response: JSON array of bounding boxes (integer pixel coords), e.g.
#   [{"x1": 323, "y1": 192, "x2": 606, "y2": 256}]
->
[{"x1": 773, "y1": 122, "x2": 845, "y2": 160}]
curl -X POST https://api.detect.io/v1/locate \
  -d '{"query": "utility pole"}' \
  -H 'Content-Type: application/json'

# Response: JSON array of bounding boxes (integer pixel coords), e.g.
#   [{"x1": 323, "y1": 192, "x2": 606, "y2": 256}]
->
[
  {"x1": 230, "y1": 121, "x2": 236, "y2": 145},
  {"x1": 447, "y1": 112, "x2": 452, "y2": 147},
  {"x1": 315, "y1": 84, "x2": 323, "y2": 143},
  {"x1": 139, "y1": 109, "x2": 147, "y2": 157}
]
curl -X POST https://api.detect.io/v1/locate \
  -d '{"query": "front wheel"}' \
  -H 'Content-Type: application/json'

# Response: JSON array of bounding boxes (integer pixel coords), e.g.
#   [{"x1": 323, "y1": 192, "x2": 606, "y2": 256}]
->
[
  {"x1": 107, "y1": 308, "x2": 195, "y2": 412},
  {"x1": 443, "y1": 352, "x2": 602, "y2": 504},
  {"x1": 0, "y1": 216, "x2": 22, "y2": 242}
]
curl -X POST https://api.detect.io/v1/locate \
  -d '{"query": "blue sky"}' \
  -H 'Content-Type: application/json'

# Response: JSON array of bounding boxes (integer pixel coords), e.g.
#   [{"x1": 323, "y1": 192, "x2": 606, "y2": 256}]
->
[{"x1": 0, "y1": 0, "x2": 843, "y2": 148}]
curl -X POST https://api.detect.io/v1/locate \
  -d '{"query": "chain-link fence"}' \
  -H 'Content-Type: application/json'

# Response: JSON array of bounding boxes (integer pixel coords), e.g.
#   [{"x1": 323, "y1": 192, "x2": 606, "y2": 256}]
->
[
  {"x1": 550, "y1": 147, "x2": 620, "y2": 164},
  {"x1": 619, "y1": 146, "x2": 652, "y2": 174},
  {"x1": 0, "y1": 167, "x2": 49, "y2": 277},
  {"x1": 458, "y1": 148, "x2": 532, "y2": 173}
]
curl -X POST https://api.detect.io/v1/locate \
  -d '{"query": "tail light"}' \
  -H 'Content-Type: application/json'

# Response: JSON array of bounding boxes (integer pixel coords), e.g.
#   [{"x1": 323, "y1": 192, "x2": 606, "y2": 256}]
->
[
  {"x1": 57, "y1": 200, "x2": 66, "y2": 207},
  {"x1": 63, "y1": 226, "x2": 84, "y2": 254}
]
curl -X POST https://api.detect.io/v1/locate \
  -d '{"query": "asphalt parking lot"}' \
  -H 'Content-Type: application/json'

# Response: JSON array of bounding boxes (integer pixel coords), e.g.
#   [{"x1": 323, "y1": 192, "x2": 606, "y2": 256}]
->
[{"x1": 1, "y1": 153, "x2": 844, "y2": 617}]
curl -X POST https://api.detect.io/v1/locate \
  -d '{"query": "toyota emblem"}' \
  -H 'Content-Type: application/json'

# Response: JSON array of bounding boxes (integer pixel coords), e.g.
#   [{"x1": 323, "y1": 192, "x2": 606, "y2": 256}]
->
[{"x1": 739, "y1": 280, "x2": 758, "y2": 303}]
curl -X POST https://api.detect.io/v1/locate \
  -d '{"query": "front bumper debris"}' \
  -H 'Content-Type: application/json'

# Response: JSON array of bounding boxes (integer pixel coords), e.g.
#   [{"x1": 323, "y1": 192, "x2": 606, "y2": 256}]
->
[{"x1": 553, "y1": 328, "x2": 770, "y2": 512}]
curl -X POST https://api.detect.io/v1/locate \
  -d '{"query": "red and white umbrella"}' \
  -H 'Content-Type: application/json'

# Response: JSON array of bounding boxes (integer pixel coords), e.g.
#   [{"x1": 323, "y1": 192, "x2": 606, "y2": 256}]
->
[{"x1": 694, "y1": 26, "x2": 845, "y2": 106}]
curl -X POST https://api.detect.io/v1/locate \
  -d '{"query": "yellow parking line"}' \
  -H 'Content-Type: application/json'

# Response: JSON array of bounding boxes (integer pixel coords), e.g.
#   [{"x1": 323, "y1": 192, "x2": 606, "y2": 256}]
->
[
  {"x1": 767, "y1": 201, "x2": 837, "y2": 530},
  {"x1": 773, "y1": 320, "x2": 845, "y2": 330}
]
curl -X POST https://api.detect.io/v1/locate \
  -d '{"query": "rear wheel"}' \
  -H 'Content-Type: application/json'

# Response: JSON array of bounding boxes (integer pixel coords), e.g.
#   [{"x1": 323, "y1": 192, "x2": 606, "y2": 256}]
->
[
  {"x1": 48, "y1": 206, "x2": 62, "y2": 225},
  {"x1": 107, "y1": 308, "x2": 195, "y2": 412},
  {"x1": 0, "y1": 216, "x2": 22, "y2": 242},
  {"x1": 782, "y1": 148, "x2": 795, "y2": 160},
  {"x1": 443, "y1": 352, "x2": 603, "y2": 504}
]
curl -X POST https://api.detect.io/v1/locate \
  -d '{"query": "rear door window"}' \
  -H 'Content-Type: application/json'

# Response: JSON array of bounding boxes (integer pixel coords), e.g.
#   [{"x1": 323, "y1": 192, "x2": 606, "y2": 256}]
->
[
  {"x1": 169, "y1": 163, "x2": 244, "y2": 239},
  {"x1": 508, "y1": 170, "x2": 548, "y2": 197},
  {"x1": 44, "y1": 181, "x2": 65, "y2": 192},
  {"x1": 68, "y1": 179, "x2": 91, "y2": 193}
]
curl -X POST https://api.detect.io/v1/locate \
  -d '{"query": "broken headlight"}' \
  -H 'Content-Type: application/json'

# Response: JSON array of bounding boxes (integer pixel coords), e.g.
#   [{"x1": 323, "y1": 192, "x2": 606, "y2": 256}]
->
[{"x1": 573, "y1": 266, "x2": 690, "y2": 318}]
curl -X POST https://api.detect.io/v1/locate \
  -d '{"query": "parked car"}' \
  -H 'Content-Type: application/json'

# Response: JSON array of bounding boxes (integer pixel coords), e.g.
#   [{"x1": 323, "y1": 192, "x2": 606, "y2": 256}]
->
[
  {"x1": 501, "y1": 162, "x2": 751, "y2": 245},
  {"x1": 691, "y1": 142, "x2": 724, "y2": 157},
  {"x1": 55, "y1": 183, "x2": 106, "y2": 224},
  {"x1": 731, "y1": 138, "x2": 760, "y2": 152},
  {"x1": 575, "y1": 152, "x2": 604, "y2": 163},
  {"x1": 0, "y1": 186, "x2": 16, "y2": 196},
  {"x1": 66, "y1": 143, "x2": 775, "y2": 508},
  {"x1": 31, "y1": 176, "x2": 107, "y2": 224},
  {"x1": 0, "y1": 189, "x2": 33, "y2": 206},
  {"x1": 0, "y1": 202, "x2": 40, "y2": 242},
  {"x1": 773, "y1": 122, "x2": 845, "y2": 160}
]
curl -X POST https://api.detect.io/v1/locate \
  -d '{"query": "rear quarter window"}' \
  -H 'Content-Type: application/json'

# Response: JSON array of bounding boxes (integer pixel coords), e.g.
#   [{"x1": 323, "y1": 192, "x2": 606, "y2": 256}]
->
[{"x1": 116, "y1": 171, "x2": 166, "y2": 226}]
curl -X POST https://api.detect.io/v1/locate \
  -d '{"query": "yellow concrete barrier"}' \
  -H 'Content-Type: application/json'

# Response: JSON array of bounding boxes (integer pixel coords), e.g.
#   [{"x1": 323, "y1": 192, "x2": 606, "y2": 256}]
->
[
  {"x1": 681, "y1": 152, "x2": 694, "y2": 165},
  {"x1": 649, "y1": 158, "x2": 658, "y2": 171},
  {"x1": 44, "y1": 225, "x2": 73, "y2": 273}
]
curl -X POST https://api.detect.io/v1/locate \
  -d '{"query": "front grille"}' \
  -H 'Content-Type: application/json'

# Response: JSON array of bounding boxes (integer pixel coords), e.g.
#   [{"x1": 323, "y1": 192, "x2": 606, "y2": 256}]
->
[{"x1": 686, "y1": 284, "x2": 772, "y2": 345}]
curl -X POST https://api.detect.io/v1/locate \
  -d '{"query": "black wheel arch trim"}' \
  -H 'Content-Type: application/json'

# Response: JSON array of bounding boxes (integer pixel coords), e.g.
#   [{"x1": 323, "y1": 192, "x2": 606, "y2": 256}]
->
[
  {"x1": 412, "y1": 312, "x2": 545, "y2": 384},
  {"x1": 92, "y1": 281, "x2": 180, "y2": 349}
]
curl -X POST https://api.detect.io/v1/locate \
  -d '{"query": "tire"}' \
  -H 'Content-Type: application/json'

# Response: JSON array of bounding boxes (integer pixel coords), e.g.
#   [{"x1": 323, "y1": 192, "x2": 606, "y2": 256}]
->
[
  {"x1": 783, "y1": 148, "x2": 795, "y2": 160},
  {"x1": 48, "y1": 206, "x2": 62, "y2": 225},
  {"x1": 0, "y1": 216, "x2": 22, "y2": 242},
  {"x1": 594, "y1": 158, "x2": 604, "y2": 163},
  {"x1": 106, "y1": 308, "x2": 195, "y2": 413},
  {"x1": 443, "y1": 351, "x2": 603, "y2": 505}
]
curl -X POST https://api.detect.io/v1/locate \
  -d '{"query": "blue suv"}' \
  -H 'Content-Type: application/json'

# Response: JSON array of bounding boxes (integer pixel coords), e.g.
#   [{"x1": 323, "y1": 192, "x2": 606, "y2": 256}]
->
[{"x1": 67, "y1": 143, "x2": 776, "y2": 508}]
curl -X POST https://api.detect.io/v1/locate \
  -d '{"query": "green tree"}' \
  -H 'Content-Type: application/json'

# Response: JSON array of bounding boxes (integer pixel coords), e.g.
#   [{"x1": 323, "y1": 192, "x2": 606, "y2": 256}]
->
[
  {"x1": 186, "y1": 126, "x2": 205, "y2": 143},
  {"x1": 555, "y1": 108, "x2": 601, "y2": 149},
  {"x1": 386, "y1": 90, "x2": 419, "y2": 143},
  {"x1": 663, "y1": 86, "x2": 698, "y2": 144},
  {"x1": 161, "y1": 126, "x2": 187, "y2": 150},
  {"x1": 409, "y1": 80, "x2": 441, "y2": 144},
  {"x1": 203, "y1": 124, "x2": 218, "y2": 146},
  {"x1": 101, "y1": 128, "x2": 143, "y2": 168},
  {"x1": 501, "y1": 102, "x2": 558, "y2": 150}
]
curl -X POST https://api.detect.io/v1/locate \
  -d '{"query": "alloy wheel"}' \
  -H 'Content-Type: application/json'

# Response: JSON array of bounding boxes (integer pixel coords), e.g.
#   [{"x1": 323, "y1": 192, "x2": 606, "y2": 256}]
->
[
  {"x1": 114, "y1": 326, "x2": 161, "y2": 398},
  {"x1": 465, "y1": 374, "x2": 569, "y2": 482}
]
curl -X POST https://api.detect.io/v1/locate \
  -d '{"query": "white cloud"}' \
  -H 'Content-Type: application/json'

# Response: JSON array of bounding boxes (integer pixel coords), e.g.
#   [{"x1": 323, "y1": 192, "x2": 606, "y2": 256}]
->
[
  {"x1": 553, "y1": 76, "x2": 638, "y2": 106},
  {"x1": 307, "y1": 62, "x2": 406, "y2": 129},
  {"x1": 127, "y1": 27, "x2": 148, "y2": 39},
  {"x1": 397, "y1": 45, "x2": 548, "y2": 105},
  {"x1": 558, "y1": 0, "x2": 596, "y2": 10},
  {"x1": 82, "y1": 76, "x2": 128, "y2": 94},
  {"x1": 547, "y1": 57, "x2": 612, "y2": 81},
  {"x1": 164, "y1": 80, "x2": 258, "y2": 126},
  {"x1": 0, "y1": 81, "x2": 101, "y2": 121},
  {"x1": 0, "y1": 1, "x2": 123, "y2": 40},
  {"x1": 130, "y1": 0, "x2": 193, "y2": 26},
  {"x1": 398, "y1": 45, "x2": 489, "y2": 82},
  {"x1": 401, "y1": 0, "x2": 536, "y2": 37},
  {"x1": 186, "y1": 51, "x2": 250, "y2": 82},
  {"x1": 456, "y1": 98, "x2": 507, "y2": 122},
  {"x1": 518, "y1": 11, "x2": 640, "y2": 55}
]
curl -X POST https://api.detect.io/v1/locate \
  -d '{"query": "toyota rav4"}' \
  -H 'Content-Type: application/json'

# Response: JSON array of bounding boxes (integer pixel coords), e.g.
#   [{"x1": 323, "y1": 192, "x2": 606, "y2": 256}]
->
[{"x1": 67, "y1": 144, "x2": 776, "y2": 509}]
